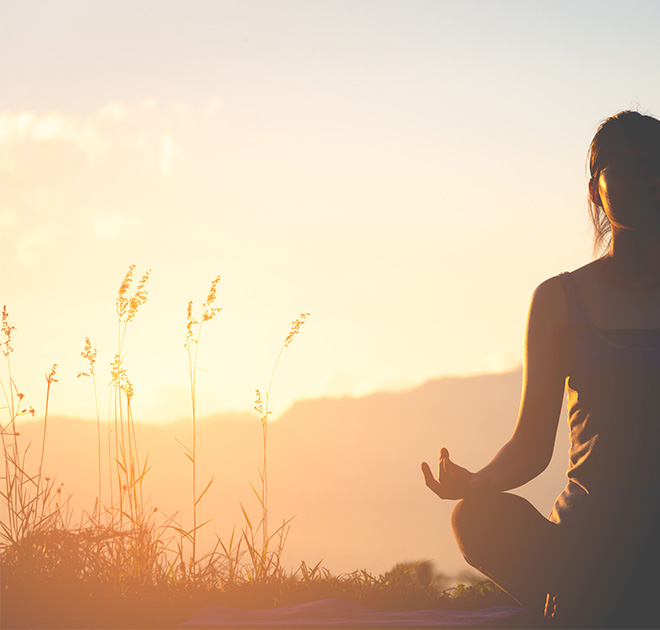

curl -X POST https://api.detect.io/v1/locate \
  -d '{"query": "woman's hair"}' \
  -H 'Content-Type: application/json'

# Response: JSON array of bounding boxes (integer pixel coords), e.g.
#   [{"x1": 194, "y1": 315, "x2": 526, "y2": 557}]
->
[{"x1": 587, "y1": 110, "x2": 660, "y2": 255}]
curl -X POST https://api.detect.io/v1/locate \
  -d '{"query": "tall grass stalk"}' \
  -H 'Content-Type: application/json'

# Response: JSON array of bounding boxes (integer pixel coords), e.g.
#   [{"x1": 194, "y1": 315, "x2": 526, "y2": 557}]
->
[
  {"x1": 77, "y1": 338, "x2": 101, "y2": 517},
  {"x1": 97, "y1": 264, "x2": 167, "y2": 594},
  {"x1": 0, "y1": 307, "x2": 55, "y2": 545},
  {"x1": 36, "y1": 363, "x2": 57, "y2": 520},
  {"x1": 111, "y1": 265, "x2": 149, "y2": 525},
  {"x1": 184, "y1": 276, "x2": 221, "y2": 570},
  {"x1": 251, "y1": 312, "x2": 309, "y2": 580}
]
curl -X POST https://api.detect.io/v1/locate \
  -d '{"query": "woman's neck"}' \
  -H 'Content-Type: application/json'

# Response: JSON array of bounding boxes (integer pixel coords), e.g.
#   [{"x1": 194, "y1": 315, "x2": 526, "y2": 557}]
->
[{"x1": 607, "y1": 229, "x2": 660, "y2": 289}]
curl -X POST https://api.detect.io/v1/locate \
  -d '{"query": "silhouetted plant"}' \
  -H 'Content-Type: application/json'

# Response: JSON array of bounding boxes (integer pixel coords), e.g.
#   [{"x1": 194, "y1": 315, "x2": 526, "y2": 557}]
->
[
  {"x1": 77, "y1": 336, "x2": 101, "y2": 517},
  {"x1": 1, "y1": 307, "x2": 59, "y2": 545},
  {"x1": 247, "y1": 312, "x2": 310, "y2": 582},
  {"x1": 181, "y1": 276, "x2": 221, "y2": 571}
]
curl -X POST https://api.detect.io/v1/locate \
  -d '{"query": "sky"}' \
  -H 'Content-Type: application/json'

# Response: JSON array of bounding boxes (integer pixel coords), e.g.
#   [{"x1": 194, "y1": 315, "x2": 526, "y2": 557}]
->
[{"x1": 1, "y1": 0, "x2": 660, "y2": 424}]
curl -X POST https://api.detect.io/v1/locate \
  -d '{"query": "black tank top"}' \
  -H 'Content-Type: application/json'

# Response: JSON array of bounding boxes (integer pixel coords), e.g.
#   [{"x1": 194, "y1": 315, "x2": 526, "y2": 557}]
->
[{"x1": 550, "y1": 272, "x2": 660, "y2": 526}]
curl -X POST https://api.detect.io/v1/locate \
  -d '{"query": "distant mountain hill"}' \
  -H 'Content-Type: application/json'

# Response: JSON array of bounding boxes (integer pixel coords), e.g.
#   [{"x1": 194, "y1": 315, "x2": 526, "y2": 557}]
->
[{"x1": 8, "y1": 368, "x2": 570, "y2": 578}]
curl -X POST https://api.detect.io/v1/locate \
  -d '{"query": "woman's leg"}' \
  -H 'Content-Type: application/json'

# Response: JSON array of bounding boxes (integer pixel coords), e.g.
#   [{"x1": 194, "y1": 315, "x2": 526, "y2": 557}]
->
[
  {"x1": 452, "y1": 493, "x2": 660, "y2": 627},
  {"x1": 451, "y1": 492, "x2": 565, "y2": 615}
]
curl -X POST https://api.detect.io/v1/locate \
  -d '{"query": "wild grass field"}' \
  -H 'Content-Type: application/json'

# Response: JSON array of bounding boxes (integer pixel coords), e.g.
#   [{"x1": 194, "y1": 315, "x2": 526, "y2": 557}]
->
[{"x1": 0, "y1": 266, "x2": 512, "y2": 628}]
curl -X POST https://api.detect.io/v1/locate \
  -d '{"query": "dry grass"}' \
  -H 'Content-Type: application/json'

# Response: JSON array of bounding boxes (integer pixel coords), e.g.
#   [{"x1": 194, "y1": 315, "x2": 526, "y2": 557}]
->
[{"x1": 0, "y1": 269, "x2": 511, "y2": 628}]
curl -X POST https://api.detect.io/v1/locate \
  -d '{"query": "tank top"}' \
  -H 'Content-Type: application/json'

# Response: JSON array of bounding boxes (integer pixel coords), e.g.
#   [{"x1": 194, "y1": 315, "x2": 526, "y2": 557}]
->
[{"x1": 550, "y1": 272, "x2": 660, "y2": 527}]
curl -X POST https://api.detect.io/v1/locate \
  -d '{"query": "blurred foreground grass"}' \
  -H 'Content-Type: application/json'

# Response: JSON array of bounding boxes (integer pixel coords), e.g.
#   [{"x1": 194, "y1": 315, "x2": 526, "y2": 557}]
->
[{"x1": 2, "y1": 539, "x2": 513, "y2": 629}]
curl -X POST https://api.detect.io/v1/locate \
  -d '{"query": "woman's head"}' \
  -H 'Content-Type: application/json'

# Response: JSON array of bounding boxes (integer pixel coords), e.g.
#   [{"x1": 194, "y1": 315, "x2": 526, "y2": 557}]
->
[{"x1": 587, "y1": 110, "x2": 660, "y2": 254}]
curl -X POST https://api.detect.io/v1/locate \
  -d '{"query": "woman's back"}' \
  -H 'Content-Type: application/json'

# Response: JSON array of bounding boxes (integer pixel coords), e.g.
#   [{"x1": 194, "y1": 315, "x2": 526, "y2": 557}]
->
[
  {"x1": 551, "y1": 268, "x2": 660, "y2": 528},
  {"x1": 570, "y1": 258, "x2": 660, "y2": 329}
]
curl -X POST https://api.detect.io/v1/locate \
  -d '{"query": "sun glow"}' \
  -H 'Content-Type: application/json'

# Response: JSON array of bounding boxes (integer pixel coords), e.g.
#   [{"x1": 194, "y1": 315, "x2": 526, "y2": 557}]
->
[{"x1": 2, "y1": 4, "x2": 659, "y2": 626}]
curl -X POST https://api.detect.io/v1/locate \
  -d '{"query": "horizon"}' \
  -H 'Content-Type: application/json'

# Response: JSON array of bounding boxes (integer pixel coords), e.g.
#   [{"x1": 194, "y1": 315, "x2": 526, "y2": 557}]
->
[
  {"x1": 8, "y1": 363, "x2": 525, "y2": 425},
  {"x1": 8, "y1": 367, "x2": 548, "y2": 578}
]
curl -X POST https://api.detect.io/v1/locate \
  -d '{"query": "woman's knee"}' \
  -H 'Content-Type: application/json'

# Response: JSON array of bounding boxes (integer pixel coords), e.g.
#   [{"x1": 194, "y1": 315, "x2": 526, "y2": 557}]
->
[
  {"x1": 451, "y1": 497, "x2": 479, "y2": 539},
  {"x1": 451, "y1": 493, "x2": 505, "y2": 536},
  {"x1": 451, "y1": 492, "x2": 557, "y2": 556},
  {"x1": 451, "y1": 495, "x2": 499, "y2": 558},
  {"x1": 451, "y1": 493, "x2": 540, "y2": 555}
]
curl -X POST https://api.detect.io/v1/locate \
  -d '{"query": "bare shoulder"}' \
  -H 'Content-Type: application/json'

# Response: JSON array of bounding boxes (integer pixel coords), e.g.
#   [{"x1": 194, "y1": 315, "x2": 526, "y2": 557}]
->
[
  {"x1": 528, "y1": 275, "x2": 570, "y2": 333},
  {"x1": 568, "y1": 258, "x2": 607, "y2": 286}
]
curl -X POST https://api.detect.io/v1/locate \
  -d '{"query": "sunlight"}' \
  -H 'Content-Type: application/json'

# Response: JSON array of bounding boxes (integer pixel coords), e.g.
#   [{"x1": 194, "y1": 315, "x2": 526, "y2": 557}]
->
[{"x1": 3, "y1": 0, "x2": 659, "y2": 625}]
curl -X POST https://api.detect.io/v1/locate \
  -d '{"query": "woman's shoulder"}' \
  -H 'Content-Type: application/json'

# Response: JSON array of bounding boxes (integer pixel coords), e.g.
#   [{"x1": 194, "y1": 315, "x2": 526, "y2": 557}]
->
[
  {"x1": 529, "y1": 273, "x2": 572, "y2": 333},
  {"x1": 534, "y1": 259, "x2": 606, "y2": 303},
  {"x1": 530, "y1": 260, "x2": 607, "y2": 332},
  {"x1": 567, "y1": 258, "x2": 608, "y2": 285},
  {"x1": 532, "y1": 274, "x2": 568, "y2": 304}
]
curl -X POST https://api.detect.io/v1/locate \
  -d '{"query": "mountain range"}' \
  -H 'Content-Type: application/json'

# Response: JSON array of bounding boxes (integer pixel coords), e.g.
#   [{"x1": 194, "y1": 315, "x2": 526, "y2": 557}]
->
[{"x1": 8, "y1": 367, "x2": 571, "y2": 579}]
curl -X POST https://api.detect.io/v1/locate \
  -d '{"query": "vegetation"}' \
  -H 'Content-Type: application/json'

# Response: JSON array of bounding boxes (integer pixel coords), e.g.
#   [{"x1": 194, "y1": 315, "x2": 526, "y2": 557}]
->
[{"x1": 0, "y1": 268, "x2": 513, "y2": 628}]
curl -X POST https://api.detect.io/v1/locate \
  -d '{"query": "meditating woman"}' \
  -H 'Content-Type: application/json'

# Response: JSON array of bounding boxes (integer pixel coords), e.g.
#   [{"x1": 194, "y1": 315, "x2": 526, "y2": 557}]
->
[{"x1": 421, "y1": 110, "x2": 660, "y2": 628}]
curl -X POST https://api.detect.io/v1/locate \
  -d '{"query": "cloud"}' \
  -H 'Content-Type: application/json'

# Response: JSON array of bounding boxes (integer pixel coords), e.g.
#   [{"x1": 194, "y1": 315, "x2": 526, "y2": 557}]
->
[
  {"x1": 0, "y1": 112, "x2": 36, "y2": 140},
  {"x1": 0, "y1": 111, "x2": 106, "y2": 163},
  {"x1": 0, "y1": 102, "x2": 185, "y2": 176},
  {"x1": 138, "y1": 98, "x2": 157, "y2": 110},
  {"x1": 98, "y1": 103, "x2": 126, "y2": 120},
  {"x1": 0, "y1": 101, "x2": 195, "y2": 265}
]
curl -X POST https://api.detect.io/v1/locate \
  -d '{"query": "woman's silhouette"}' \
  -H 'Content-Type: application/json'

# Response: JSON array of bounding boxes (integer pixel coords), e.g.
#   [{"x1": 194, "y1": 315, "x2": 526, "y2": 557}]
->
[{"x1": 422, "y1": 110, "x2": 660, "y2": 628}]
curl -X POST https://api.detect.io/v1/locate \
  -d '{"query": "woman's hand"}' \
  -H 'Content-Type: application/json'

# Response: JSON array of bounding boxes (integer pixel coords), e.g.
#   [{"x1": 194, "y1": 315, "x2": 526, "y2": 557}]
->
[{"x1": 421, "y1": 447, "x2": 478, "y2": 500}]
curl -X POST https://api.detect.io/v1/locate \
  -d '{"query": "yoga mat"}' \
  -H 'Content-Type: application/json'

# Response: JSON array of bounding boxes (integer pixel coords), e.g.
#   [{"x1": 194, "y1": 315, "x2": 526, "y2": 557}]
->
[{"x1": 182, "y1": 598, "x2": 526, "y2": 627}]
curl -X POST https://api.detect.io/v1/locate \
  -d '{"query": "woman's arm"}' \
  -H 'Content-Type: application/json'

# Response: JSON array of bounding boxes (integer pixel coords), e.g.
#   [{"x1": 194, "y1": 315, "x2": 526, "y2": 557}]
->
[{"x1": 422, "y1": 275, "x2": 570, "y2": 499}]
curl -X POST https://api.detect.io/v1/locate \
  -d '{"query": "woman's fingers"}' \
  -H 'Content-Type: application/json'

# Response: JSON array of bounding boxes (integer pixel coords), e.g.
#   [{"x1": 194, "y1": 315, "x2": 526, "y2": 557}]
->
[
  {"x1": 422, "y1": 450, "x2": 473, "y2": 500},
  {"x1": 421, "y1": 461, "x2": 435, "y2": 485},
  {"x1": 421, "y1": 461, "x2": 457, "y2": 499},
  {"x1": 422, "y1": 460, "x2": 460, "y2": 499},
  {"x1": 421, "y1": 462, "x2": 442, "y2": 496},
  {"x1": 438, "y1": 447, "x2": 450, "y2": 479}
]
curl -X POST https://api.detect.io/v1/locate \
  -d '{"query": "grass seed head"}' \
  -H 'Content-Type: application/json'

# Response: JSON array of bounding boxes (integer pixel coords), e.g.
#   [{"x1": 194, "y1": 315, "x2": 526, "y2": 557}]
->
[
  {"x1": 202, "y1": 275, "x2": 222, "y2": 322},
  {"x1": 186, "y1": 275, "x2": 221, "y2": 345},
  {"x1": 254, "y1": 389, "x2": 264, "y2": 416},
  {"x1": 284, "y1": 313, "x2": 310, "y2": 348},
  {"x1": 2, "y1": 305, "x2": 16, "y2": 356},
  {"x1": 109, "y1": 354, "x2": 125, "y2": 388},
  {"x1": 126, "y1": 269, "x2": 151, "y2": 322},
  {"x1": 116, "y1": 265, "x2": 136, "y2": 319},
  {"x1": 185, "y1": 301, "x2": 198, "y2": 346},
  {"x1": 77, "y1": 337, "x2": 97, "y2": 378},
  {"x1": 110, "y1": 354, "x2": 134, "y2": 399},
  {"x1": 46, "y1": 364, "x2": 58, "y2": 384},
  {"x1": 123, "y1": 377, "x2": 134, "y2": 401},
  {"x1": 116, "y1": 265, "x2": 150, "y2": 323}
]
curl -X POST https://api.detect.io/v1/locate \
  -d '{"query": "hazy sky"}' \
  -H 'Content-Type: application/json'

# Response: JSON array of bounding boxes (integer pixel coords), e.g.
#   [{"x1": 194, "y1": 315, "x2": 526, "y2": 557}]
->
[{"x1": 2, "y1": 0, "x2": 659, "y2": 423}]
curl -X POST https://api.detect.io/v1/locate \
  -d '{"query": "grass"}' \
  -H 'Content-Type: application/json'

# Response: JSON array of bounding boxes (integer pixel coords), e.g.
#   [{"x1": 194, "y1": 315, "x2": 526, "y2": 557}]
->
[{"x1": 0, "y1": 268, "x2": 513, "y2": 629}]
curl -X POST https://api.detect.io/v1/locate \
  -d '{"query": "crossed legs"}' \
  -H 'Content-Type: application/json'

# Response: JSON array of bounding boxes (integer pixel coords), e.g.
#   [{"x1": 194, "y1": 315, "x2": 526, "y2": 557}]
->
[
  {"x1": 451, "y1": 492, "x2": 660, "y2": 627},
  {"x1": 451, "y1": 493, "x2": 565, "y2": 615}
]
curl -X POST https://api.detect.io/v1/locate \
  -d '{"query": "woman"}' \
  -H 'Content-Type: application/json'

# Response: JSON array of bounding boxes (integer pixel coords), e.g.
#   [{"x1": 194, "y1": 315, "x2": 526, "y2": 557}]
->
[{"x1": 421, "y1": 110, "x2": 660, "y2": 628}]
